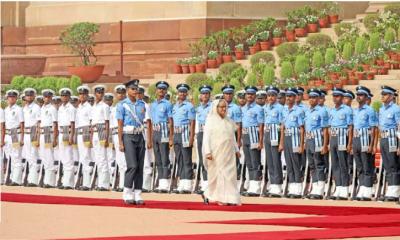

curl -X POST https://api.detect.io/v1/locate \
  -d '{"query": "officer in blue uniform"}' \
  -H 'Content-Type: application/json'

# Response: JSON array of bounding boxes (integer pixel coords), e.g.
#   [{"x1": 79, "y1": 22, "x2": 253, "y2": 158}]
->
[
  {"x1": 304, "y1": 89, "x2": 329, "y2": 199},
  {"x1": 353, "y1": 86, "x2": 378, "y2": 201},
  {"x1": 278, "y1": 90, "x2": 286, "y2": 106},
  {"x1": 117, "y1": 79, "x2": 152, "y2": 205},
  {"x1": 222, "y1": 85, "x2": 242, "y2": 179},
  {"x1": 319, "y1": 89, "x2": 330, "y2": 174},
  {"x1": 378, "y1": 86, "x2": 400, "y2": 201},
  {"x1": 195, "y1": 85, "x2": 213, "y2": 193},
  {"x1": 328, "y1": 87, "x2": 353, "y2": 200},
  {"x1": 296, "y1": 87, "x2": 308, "y2": 177},
  {"x1": 242, "y1": 86, "x2": 264, "y2": 196},
  {"x1": 172, "y1": 83, "x2": 196, "y2": 194},
  {"x1": 280, "y1": 87, "x2": 305, "y2": 198},
  {"x1": 236, "y1": 90, "x2": 246, "y2": 107},
  {"x1": 344, "y1": 90, "x2": 355, "y2": 179},
  {"x1": 263, "y1": 86, "x2": 284, "y2": 197},
  {"x1": 151, "y1": 81, "x2": 173, "y2": 193},
  {"x1": 256, "y1": 90, "x2": 267, "y2": 107}
]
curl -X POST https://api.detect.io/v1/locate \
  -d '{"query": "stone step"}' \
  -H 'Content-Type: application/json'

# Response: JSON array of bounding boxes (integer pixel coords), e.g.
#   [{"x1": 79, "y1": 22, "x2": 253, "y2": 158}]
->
[
  {"x1": 355, "y1": 14, "x2": 367, "y2": 21},
  {"x1": 365, "y1": 2, "x2": 388, "y2": 13},
  {"x1": 374, "y1": 74, "x2": 399, "y2": 81},
  {"x1": 388, "y1": 69, "x2": 400, "y2": 78}
]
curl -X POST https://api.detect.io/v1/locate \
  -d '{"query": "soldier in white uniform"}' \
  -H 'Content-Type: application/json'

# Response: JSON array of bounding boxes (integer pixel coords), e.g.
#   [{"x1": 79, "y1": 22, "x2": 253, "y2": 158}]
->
[
  {"x1": 0, "y1": 106, "x2": 5, "y2": 184},
  {"x1": 4, "y1": 90, "x2": 24, "y2": 185},
  {"x1": 111, "y1": 85, "x2": 127, "y2": 191},
  {"x1": 91, "y1": 85, "x2": 111, "y2": 191},
  {"x1": 76, "y1": 86, "x2": 93, "y2": 191},
  {"x1": 22, "y1": 88, "x2": 41, "y2": 187},
  {"x1": 104, "y1": 93, "x2": 115, "y2": 188},
  {"x1": 36, "y1": 95, "x2": 44, "y2": 107},
  {"x1": 70, "y1": 96, "x2": 80, "y2": 175},
  {"x1": 39, "y1": 89, "x2": 58, "y2": 188},
  {"x1": 58, "y1": 88, "x2": 76, "y2": 189}
]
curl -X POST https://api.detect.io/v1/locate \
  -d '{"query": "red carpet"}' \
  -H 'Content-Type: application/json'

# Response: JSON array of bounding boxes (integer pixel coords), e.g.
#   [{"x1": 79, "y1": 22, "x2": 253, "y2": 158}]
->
[{"x1": 3, "y1": 192, "x2": 400, "y2": 240}]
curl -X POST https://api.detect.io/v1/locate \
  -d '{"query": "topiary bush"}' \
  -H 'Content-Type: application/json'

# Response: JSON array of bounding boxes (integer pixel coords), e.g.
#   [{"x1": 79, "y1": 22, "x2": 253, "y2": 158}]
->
[
  {"x1": 280, "y1": 61, "x2": 294, "y2": 79},
  {"x1": 185, "y1": 73, "x2": 212, "y2": 89},
  {"x1": 275, "y1": 42, "x2": 299, "y2": 59},
  {"x1": 6, "y1": 75, "x2": 82, "y2": 95},
  {"x1": 250, "y1": 51, "x2": 275, "y2": 66},
  {"x1": 325, "y1": 48, "x2": 336, "y2": 65},
  {"x1": 312, "y1": 51, "x2": 324, "y2": 68},
  {"x1": 384, "y1": 3, "x2": 400, "y2": 15},
  {"x1": 363, "y1": 13, "x2": 379, "y2": 32},
  {"x1": 294, "y1": 55, "x2": 310, "y2": 76},
  {"x1": 246, "y1": 72, "x2": 258, "y2": 86},
  {"x1": 384, "y1": 27, "x2": 396, "y2": 43},
  {"x1": 369, "y1": 32, "x2": 382, "y2": 50},
  {"x1": 355, "y1": 36, "x2": 368, "y2": 55},
  {"x1": 334, "y1": 22, "x2": 353, "y2": 37},
  {"x1": 219, "y1": 62, "x2": 242, "y2": 79},
  {"x1": 342, "y1": 42, "x2": 353, "y2": 60},
  {"x1": 306, "y1": 33, "x2": 334, "y2": 49},
  {"x1": 262, "y1": 65, "x2": 275, "y2": 86}
]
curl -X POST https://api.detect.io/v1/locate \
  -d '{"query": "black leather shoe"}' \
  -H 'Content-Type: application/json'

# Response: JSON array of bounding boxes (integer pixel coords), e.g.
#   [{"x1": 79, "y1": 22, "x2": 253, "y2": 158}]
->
[
  {"x1": 27, "y1": 183, "x2": 37, "y2": 187},
  {"x1": 80, "y1": 186, "x2": 90, "y2": 191},
  {"x1": 98, "y1": 187, "x2": 109, "y2": 191},
  {"x1": 124, "y1": 200, "x2": 135, "y2": 205},
  {"x1": 269, "y1": 193, "x2": 282, "y2": 198},
  {"x1": 247, "y1": 192, "x2": 259, "y2": 197},
  {"x1": 63, "y1": 186, "x2": 73, "y2": 190},
  {"x1": 310, "y1": 194, "x2": 323, "y2": 200},
  {"x1": 116, "y1": 188, "x2": 123, "y2": 192},
  {"x1": 10, "y1": 182, "x2": 20, "y2": 186},
  {"x1": 180, "y1": 190, "x2": 191, "y2": 194},
  {"x1": 361, "y1": 197, "x2": 372, "y2": 201},
  {"x1": 153, "y1": 189, "x2": 161, "y2": 193},
  {"x1": 337, "y1": 197, "x2": 348, "y2": 201},
  {"x1": 43, "y1": 184, "x2": 53, "y2": 188},
  {"x1": 385, "y1": 196, "x2": 398, "y2": 202},
  {"x1": 58, "y1": 186, "x2": 64, "y2": 189},
  {"x1": 328, "y1": 196, "x2": 337, "y2": 200},
  {"x1": 135, "y1": 200, "x2": 145, "y2": 205},
  {"x1": 142, "y1": 189, "x2": 150, "y2": 193},
  {"x1": 160, "y1": 189, "x2": 169, "y2": 194},
  {"x1": 201, "y1": 194, "x2": 209, "y2": 205},
  {"x1": 290, "y1": 194, "x2": 302, "y2": 199}
]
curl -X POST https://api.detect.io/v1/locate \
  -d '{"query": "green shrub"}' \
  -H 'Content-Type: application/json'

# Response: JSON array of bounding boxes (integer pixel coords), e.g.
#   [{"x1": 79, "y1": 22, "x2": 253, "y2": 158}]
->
[
  {"x1": 262, "y1": 65, "x2": 275, "y2": 86},
  {"x1": 384, "y1": 3, "x2": 400, "y2": 15},
  {"x1": 363, "y1": 13, "x2": 379, "y2": 32},
  {"x1": 324, "y1": 48, "x2": 336, "y2": 65},
  {"x1": 355, "y1": 36, "x2": 368, "y2": 55},
  {"x1": 229, "y1": 67, "x2": 248, "y2": 88},
  {"x1": 246, "y1": 72, "x2": 258, "y2": 86},
  {"x1": 369, "y1": 32, "x2": 382, "y2": 50},
  {"x1": 8, "y1": 75, "x2": 82, "y2": 95},
  {"x1": 250, "y1": 51, "x2": 275, "y2": 66},
  {"x1": 280, "y1": 61, "x2": 294, "y2": 79},
  {"x1": 185, "y1": 73, "x2": 212, "y2": 89},
  {"x1": 275, "y1": 42, "x2": 299, "y2": 59},
  {"x1": 306, "y1": 33, "x2": 334, "y2": 49},
  {"x1": 398, "y1": 26, "x2": 400, "y2": 41},
  {"x1": 294, "y1": 55, "x2": 309, "y2": 75},
  {"x1": 219, "y1": 63, "x2": 242, "y2": 79},
  {"x1": 312, "y1": 51, "x2": 324, "y2": 68},
  {"x1": 372, "y1": 101, "x2": 382, "y2": 112},
  {"x1": 384, "y1": 27, "x2": 396, "y2": 43},
  {"x1": 334, "y1": 22, "x2": 352, "y2": 37},
  {"x1": 342, "y1": 42, "x2": 353, "y2": 60}
]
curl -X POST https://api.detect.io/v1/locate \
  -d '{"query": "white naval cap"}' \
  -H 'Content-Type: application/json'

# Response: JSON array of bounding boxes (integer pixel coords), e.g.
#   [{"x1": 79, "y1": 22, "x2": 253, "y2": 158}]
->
[
  {"x1": 6, "y1": 89, "x2": 19, "y2": 97},
  {"x1": 93, "y1": 84, "x2": 106, "y2": 92},
  {"x1": 104, "y1": 92, "x2": 114, "y2": 100},
  {"x1": 42, "y1": 89, "x2": 55, "y2": 96},
  {"x1": 59, "y1": 88, "x2": 73, "y2": 95},
  {"x1": 23, "y1": 88, "x2": 37, "y2": 95},
  {"x1": 114, "y1": 84, "x2": 126, "y2": 93},
  {"x1": 77, "y1": 85, "x2": 90, "y2": 93}
]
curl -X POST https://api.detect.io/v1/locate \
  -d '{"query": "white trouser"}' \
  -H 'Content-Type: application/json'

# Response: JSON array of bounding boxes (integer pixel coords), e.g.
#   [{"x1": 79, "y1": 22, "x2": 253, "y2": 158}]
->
[
  {"x1": 92, "y1": 132, "x2": 109, "y2": 189},
  {"x1": 113, "y1": 135, "x2": 126, "y2": 189},
  {"x1": 143, "y1": 146, "x2": 153, "y2": 190},
  {"x1": 23, "y1": 134, "x2": 40, "y2": 184},
  {"x1": 39, "y1": 135, "x2": 56, "y2": 186},
  {"x1": 58, "y1": 135, "x2": 74, "y2": 187},
  {"x1": 4, "y1": 135, "x2": 23, "y2": 184},
  {"x1": 77, "y1": 134, "x2": 93, "y2": 188}
]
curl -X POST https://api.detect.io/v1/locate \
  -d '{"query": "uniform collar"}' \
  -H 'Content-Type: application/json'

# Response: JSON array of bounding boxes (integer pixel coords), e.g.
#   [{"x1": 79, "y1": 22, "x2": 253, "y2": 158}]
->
[
  {"x1": 383, "y1": 101, "x2": 393, "y2": 109},
  {"x1": 156, "y1": 98, "x2": 166, "y2": 103},
  {"x1": 286, "y1": 104, "x2": 298, "y2": 111},
  {"x1": 357, "y1": 104, "x2": 368, "y2": 110},
  {"x1": 309, "y1": 105, "x2": 319, "y2": 111},
  {"x1": 246, "y1": 102, "x2": 256, "y2": 108},
  {"x1": 201, "y1": 101, "x2": 211, "y2": 107}
]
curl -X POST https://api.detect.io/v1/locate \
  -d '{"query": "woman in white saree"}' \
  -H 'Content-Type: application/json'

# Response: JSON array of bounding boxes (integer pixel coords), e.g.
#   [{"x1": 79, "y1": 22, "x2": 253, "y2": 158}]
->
[{"x1": 202, "y1": 99, "x2": 241, "y2": 206}]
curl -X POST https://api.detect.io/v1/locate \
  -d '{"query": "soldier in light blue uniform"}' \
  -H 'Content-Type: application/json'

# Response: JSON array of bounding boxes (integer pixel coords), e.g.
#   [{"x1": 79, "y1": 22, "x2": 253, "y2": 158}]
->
[
  {"x1": 296, "y1": 87, "x2": 308, "y2": 177},
  {"x1": 116, "y1": 79, "x2": 152, "y2": 205},
  {"x1": 328, "y1": 87, "x2": 353, "y2": 200},
  {"x1": 241, "y1": 86, "x2": 264, "y2": 196},
  {"x1": 378, "y1": 86, "x2": 400, "y2": 202},
  {"x1": 353, "y1": 86, "x2": 378, "y2": 201},
  {"x1": 304, "y1": 89, "x2": 329, "y2": 199},
  {"x1": 280, "y1": 87, "x2": 305, "y2": 198},
  {"x1": 344, "y1": 90, "x2": 355, "y2": 180},
  {"x1": 222, "y1": 85, "x2": 242, "y2": 180},
  {"x1": 172, "y1": 83, "x2": 196, "y2": 194},
  {"x1": 195, "y1": 85, "x2": 213, "y2": 193},
  {"x1": 151, "y1": 81, "x2": 173, "y2": 193},
  {"x1": 263, "y1": 86, "x2": 284, "y2": 197},
  {"x1": 319, "y1": 89, "x2": 330, "y2": 174}
]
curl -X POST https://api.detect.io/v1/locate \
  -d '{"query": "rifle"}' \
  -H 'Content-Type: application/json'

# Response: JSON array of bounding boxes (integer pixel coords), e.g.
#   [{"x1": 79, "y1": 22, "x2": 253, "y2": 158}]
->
[
  {"x1": 375, "y1": 158, "x2": 385, "y2": 200},
  {"x1": 350, "y1": 160, "x2": 358, "y2": 199},
  {"x1": 301, "y1": 159, "x2": 310, "y2": 197},
  {"x1": 90, "y1": 162, "x2": 98, "y2": 190},
  {"x1": 56, "y1": 160, "x2": 63, "y2": 188},
  {"x1": 324, "y1": 154, "x2": 333, "y2": 199},
  {"x1": 282, "y1": 165, "x2": 289, "y2": 197},
  {"x1": 150, "y1": 161, "x2": 158, "y2": 191},
  {"x1": 4, "y1": 156, "x2": 11, "y2": 185},
  {"x1": 260, "y1": 150, "x2": 268, "y2": 197},
  {"x1": 38, "y1": 164, "x2": 45, "y2": 187},
  {"x1": 74, "y1": 162, "x2": 82, "y2": 189},
  {"x1": 22, "y1": 159, "x2": 29, "y2": 186},
  {"x1": 168, "y1": 148, "x2": 177, "y2": 192},
  {"x1": 111, "y1": 162, "x2": 119, "y2": 190}
]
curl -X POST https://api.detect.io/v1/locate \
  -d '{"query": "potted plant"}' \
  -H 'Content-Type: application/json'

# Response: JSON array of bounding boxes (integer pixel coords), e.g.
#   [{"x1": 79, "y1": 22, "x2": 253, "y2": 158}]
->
[
  {"x1": 328, "y1": 63, "x2": 342, "y2": 81},
  {"x1": 207, "y1": 51, "x2": 218, "y2": 69},
  {"x1": 383, "y1": 54, "x2": 391, "y2": 69},
  {"x1": 306, "y1": 15, "x2": 319, "y2": 33},
  {"x1": 348, "y1": 72, "x2": 358, "y2": 85},
  {"x1": 272, "y1": 28, "x2": 283, "y2": 46},
  {"x1": 339, "y1": 71, "x2": 348, "y2": 86},
  {"x1": 355, "y1": 65, "x2": 365, "y2": 80},
  {"x1": 318, "y1": 8, "x2": 329, "y2": 28},
  {"x1": 327, "y1": 2, "x2": 340, "y2": 24},
  {"x1": 174, "y1": 59, "x2": 183, "y2": 74},
  {"x1": 312, "y1": 68, "x2": 326, "y2": 86},
  {"x1": 285, "y1": 22, "x2": 297, "y2": 42},
  {"x1": 195, "y1": 56, "x2": 206, "y2": 73},
  {"x1": 181, "y1": 58, "x2": 190, "y2": 73},
  {"x1": 188, "y1": 57, "x2": 196, "y2": 73},
  {"x1": 222, "y1": 45, "x2": 233, "y2": 63},
  {"x1": 60, "y1": 22, "x2": 104, "y2": 83},
  {"x1": 295, "y1": 18, "x2": 308, "y2": 37},
  {"x1": 258, "y1": 31, "x2": 271, "y2": 50},
  {"x1": 247, "y1": 35, "x2": 259, "y2": 55},
  {"x1": 234, "y1": 43, "x2": 245, "y2": 60},
  {"x1": 366, "y1": 71, "x2": 375, "y2": 80},
  {"x1": 298, "y1": 72, "x2": 310, "y2": 89}
]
